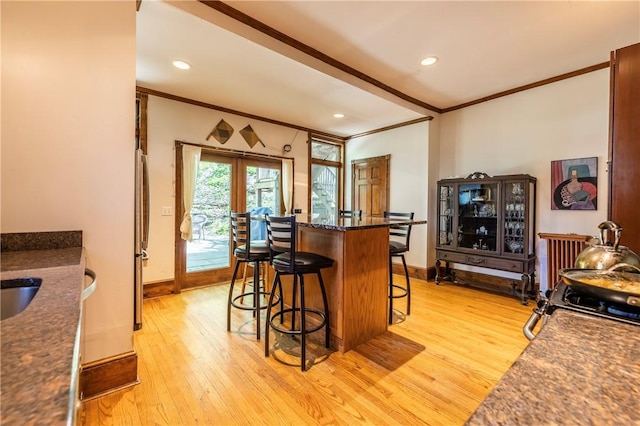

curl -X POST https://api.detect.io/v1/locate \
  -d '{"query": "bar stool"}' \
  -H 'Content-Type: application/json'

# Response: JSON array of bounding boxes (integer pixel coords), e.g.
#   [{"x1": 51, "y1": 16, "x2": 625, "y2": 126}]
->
[
  {"x1": 227, "y1": 212, "x2": 279, "y2": 340},
  {"x1": 264, "y1": 215, "x2": 333, "y2": 371},
  {"x1": 239, "y1": 206, "x2": 273, "y2": 299},
  {"x1": 338, "y1": 209, "x2": 362, "y2": 219},
  {"x1": 384, "y1": 211, "x2": 414, "y2": 324}
]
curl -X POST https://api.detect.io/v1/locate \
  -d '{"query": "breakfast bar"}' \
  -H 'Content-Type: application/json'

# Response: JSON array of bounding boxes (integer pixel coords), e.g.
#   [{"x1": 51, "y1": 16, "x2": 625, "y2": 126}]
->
[{"x1": 289, "y1": 214, "x2": 426, "y2": 352}]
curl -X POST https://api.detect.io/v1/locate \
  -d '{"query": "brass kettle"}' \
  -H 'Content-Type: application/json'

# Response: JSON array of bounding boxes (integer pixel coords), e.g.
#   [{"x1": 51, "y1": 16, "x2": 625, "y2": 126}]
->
[{"x1": 574, "y1": 221, "x2": 640, "y2": 271}]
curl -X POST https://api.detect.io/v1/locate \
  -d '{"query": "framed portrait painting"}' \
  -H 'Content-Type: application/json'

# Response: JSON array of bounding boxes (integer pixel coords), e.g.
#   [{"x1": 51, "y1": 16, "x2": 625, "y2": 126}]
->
[{"x1": 551, "y1": 157, "x2": 597, "y2": 210}]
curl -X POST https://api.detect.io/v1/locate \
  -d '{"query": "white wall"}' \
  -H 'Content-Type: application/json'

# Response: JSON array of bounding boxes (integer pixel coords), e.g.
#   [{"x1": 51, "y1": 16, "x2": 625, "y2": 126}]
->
[
  {"x1": 437, "y1": 69, "x2": 610, "y2": 289},
  {"x1": 144, "y1": 96, "x2": 310, "y2": 283},
  {"x1": 1, "y1": 2, "x2": 136, "y2": 363},
  {"x1": 345, "y1": 122, "x2": 430, "y2": 270}
]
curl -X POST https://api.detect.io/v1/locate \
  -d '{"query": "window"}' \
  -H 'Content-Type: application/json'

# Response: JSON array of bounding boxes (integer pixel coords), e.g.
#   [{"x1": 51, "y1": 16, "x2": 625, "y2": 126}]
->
[{"x1": 309, "y1": 138, "x2": 343, "y2": 218}]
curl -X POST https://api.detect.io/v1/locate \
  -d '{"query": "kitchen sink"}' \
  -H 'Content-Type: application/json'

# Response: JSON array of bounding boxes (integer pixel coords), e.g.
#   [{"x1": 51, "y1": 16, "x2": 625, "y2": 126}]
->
[{"x1": 1, "y1": 277, "x2": 42, "y2": 320}]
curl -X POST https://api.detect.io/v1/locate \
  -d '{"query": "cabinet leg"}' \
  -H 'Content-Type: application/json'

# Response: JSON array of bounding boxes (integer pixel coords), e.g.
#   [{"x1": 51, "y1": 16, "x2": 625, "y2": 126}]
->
[
  {"x1": 520, "y1": 273, "x2": 533, "y2": 306},
  {"x1": 435, "y1": 259, "x2": 442, "y2": 284}
]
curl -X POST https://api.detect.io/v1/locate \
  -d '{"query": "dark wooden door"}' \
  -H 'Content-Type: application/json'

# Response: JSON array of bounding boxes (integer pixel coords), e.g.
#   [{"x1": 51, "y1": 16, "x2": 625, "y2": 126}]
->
[
  {"x1": 351, "y1": 155, "x2": 390, "y2": 217},
  {"x1": 609, "y1": 42, "x2": 640, "y2": 255}
]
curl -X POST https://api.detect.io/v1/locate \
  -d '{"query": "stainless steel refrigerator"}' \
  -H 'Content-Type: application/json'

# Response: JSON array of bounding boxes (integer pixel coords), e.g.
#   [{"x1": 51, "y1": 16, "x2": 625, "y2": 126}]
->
[{"x1": 134, "y1": 148, "x2": 149, "y2": 330}]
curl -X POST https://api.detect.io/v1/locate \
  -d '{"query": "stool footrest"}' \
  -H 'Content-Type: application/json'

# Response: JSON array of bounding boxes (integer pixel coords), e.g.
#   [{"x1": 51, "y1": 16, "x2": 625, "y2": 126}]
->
[
  {"x1": 269, "y1": 308, "x2": 327, "y2": 336},
  {"x1": 231, "y1": 291, "x2": 280, "y2": 311},
  {"x1": 390, "y1": 284, "x2": 409, "y2": 299}
]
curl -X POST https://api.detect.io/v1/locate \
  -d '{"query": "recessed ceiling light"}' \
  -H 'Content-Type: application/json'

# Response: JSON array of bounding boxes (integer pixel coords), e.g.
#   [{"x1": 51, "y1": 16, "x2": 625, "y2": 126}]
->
[
  {"x1": 172, "y1": 60, "x2": 191, "y2": 70},
  {"x1": 420, "y1": 56, "x2": 439, "y2": 66},
  {"x1": 333, "y1": 113, "x2": 345, "y2": 118}
]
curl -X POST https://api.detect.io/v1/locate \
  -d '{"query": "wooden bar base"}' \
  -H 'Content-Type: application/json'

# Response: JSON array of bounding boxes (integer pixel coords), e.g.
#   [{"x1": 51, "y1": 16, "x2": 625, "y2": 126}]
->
[{"x1": 295, "y1": 226, "x2": 389, "y2": 353}]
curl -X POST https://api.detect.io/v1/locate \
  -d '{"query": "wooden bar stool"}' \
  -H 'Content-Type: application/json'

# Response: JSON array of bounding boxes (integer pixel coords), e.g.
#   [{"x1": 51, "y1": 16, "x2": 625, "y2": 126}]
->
[
  {"x1": 384, "y1": 211, "x2": 414, "y2": 324},
  {"x1": 264, "y1": 215, "x2": 333, "y2": 371},
  {"x1": 227, "y1": 212, "x2": 279, "y2": 340}
]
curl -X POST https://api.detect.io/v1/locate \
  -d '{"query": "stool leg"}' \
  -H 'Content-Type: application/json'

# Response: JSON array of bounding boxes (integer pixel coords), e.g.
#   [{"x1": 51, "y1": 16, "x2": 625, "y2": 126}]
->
[
  {"x1": 299, "y1": 274, "x2": 306, "y2": 371},
  {"x1": 240, "y1": 262, "x2": 249, "y2": 304},
  {"x1": 227, "y1": 260, "x2": 242, "y2": 332},
  {"x1": 254, "y1": 259, "x2": 261, "y2": 340},
  {"x1": 277, "y1": 276, "x2": 284, "y2": 323},
  {"x1": 317, "y1": 271, "x2": 331, "y2": 349},
  {"x1": 261, "y1": 262, "x2": 269, "y2": 294},
  {"x1": 265, "y1": 272, "x2": 281, "y2": 358},
  {"x1": 291, "y1": 274, "x2": 298, "y2": 332},
  {"x1": 388, "y1": 255, "x2": 394, "y2": 324},
  {"x1": 401, "y1": 254, "x2": 411, "y2": 315}
]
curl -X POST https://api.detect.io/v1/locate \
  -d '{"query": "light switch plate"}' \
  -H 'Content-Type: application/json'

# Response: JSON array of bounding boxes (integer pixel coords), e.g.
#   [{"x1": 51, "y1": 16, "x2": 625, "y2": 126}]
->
[{"x1": 161, "y1": 206, "x2": 173, "y2": 216}]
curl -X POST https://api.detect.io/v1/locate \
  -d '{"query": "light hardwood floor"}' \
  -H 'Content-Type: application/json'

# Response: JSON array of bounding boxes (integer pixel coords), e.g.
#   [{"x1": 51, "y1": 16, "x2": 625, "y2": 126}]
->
[{"x1": 82, "y1": 277, "x2": 535, "y2": 425}]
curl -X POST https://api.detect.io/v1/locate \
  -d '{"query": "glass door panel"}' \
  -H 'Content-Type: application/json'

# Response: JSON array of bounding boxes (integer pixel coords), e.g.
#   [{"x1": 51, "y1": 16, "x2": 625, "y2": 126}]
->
[
  {"x1": 503, "y1": 181, "x2": 526, "y2": 255},
  {"x1": 187, "y1": 156, "x2": 233, "y2": 273},
  {"x1": 438, "y1": 184, "x2": 455, "y2": 247}
]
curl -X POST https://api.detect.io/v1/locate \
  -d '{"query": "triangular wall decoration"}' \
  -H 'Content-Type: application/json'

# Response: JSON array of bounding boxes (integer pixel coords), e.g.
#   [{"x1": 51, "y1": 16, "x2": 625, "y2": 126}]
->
[
  {"x1": 207, "y1": 119, "x2": 234, "y2": 144},
  {"x1": 240, "y1": 124, "x2": 265, "y2": 148}
]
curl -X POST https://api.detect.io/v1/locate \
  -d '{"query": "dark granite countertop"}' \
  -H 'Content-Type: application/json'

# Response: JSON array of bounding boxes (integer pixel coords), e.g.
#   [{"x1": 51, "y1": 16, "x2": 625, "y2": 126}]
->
[
  {"x1": 1, "y1": 246, "x2": 85, "y2": 425},
  {"x1": 466, "y1": 309, "x2": 640, "y2": 425},
  {"x1": 295, "y1": 214, "x2": 427, "y2": 231}
]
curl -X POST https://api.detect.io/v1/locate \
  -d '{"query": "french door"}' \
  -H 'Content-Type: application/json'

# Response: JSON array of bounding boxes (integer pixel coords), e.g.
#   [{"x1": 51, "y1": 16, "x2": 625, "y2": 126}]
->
[{"x1": 175, "y1": 147, "x2": 282, "y2": 291}]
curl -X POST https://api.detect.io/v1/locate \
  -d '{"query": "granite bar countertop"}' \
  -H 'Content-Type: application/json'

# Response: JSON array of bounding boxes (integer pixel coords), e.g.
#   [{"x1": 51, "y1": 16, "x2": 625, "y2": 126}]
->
[
  {"x1": 295, "y1": 214, "x2": 427, "y2": 231},
  {"x1": 1, "y1": 238, "x2": 85, "y2": 425},
  {"x1": 466, "y1": 309, "x2": 640, "y2": 425}
]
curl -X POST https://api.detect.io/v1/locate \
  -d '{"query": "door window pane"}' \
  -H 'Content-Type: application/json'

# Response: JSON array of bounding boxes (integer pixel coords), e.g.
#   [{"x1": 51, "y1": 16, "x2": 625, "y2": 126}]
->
[
  {"x1": 246, "y1": 165, "x2": 280, "y2": 241},
  {"x1": 187, "y1": 160, "x2": 231, "y2": 273},
  {"x1": 246, "y1": 165, "x2": 281, "y2": 214}
]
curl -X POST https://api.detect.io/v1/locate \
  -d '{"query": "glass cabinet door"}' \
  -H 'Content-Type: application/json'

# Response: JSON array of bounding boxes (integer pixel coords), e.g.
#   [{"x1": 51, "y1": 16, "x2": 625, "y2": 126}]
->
[
  {"x1": 503, "y1": 181, "x2": 526, "y2": 255},
  {"x1": 438, "y1": 184, "x2": 454, "y2": 247},
  {"x1": 457, "y1": 182, "x2": 499, "y2": 252}
]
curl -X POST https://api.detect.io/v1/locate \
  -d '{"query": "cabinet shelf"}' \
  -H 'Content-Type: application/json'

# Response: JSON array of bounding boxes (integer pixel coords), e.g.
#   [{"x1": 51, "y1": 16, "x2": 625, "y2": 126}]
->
[{"x1": 460, "y1": 215, "x2": 497, "y2": 219}]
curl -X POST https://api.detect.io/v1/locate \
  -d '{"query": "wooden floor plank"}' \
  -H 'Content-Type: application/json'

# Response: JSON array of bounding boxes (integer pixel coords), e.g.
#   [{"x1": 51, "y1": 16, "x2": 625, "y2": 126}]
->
[{"x1": 82, "y1": 277, "x2": 535, "y2": 425}]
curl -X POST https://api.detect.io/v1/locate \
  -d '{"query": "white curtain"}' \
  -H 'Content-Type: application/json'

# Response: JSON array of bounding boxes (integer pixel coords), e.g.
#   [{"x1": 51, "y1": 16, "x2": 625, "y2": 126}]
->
[
  {"x1": 282, "y1": 158, "x2": 294, "y2": 214},
  {"x1": 180, "y1": 145, "x2": 202, "y2": 241}
]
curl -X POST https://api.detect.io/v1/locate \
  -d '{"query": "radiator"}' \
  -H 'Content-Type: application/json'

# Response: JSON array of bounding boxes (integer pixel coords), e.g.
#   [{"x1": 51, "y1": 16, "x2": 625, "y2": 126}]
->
[{"x1": 539, "y1": 233, "x2": 593, "y2": 289}]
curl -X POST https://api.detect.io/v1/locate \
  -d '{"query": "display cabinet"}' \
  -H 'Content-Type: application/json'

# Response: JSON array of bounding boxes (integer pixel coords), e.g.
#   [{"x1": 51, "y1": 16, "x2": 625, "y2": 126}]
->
[{"x1": 435, "y1": 172, "x2": 537, "y2": 304}]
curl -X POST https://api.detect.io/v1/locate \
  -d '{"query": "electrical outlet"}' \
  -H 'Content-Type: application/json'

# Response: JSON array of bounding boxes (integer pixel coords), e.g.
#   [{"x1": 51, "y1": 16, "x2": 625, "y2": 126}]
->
[
  {"x1": 161, "y1": 206, "x2": 173, "y2": 216},
  {"x1": 294, "y1": 208, "x2": 302, "y2": 214}
]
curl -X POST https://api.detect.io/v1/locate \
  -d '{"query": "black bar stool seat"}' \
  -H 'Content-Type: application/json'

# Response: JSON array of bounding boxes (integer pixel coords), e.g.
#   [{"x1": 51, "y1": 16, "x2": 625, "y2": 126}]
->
[
  {"x1": 389, "y1": 240, "x2": 408, "y2": 254},
  {"x1": 271, "y1": 252, "x2": 334, "y2": 273},
  {"x1": 233, "y1": 241, "x2": 269, "y2": 257}
]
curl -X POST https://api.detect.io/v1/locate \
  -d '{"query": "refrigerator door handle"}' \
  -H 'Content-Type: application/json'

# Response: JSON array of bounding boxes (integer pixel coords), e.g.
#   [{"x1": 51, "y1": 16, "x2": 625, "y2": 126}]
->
[{"x1": 141, "y1": 153, "x2": 150, "y2": 251}]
